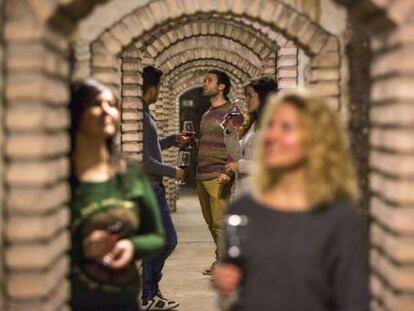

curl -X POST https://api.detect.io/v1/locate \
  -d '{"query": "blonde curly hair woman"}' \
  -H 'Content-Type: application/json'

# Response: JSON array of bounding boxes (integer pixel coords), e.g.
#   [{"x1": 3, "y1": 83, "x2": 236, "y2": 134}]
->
[{"x1": 214, "y1": 90, "x2": 369, "y2": 311}]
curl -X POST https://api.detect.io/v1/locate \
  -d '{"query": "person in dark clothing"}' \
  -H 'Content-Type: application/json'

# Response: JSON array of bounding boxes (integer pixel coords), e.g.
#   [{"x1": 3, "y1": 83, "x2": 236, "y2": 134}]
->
[
  {"x1": 70, "y1": 79, "x2": 166, "y2": 311},
  {"x1": 141, "y1": 66, "x2": 190, "y2": 311},
  {"x1": 214, "y1": 90, "x2": 369, "y2": 311}
]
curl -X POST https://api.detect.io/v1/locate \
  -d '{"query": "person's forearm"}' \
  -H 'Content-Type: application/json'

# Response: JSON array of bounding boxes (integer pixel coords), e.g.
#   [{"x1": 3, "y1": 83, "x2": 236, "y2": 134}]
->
[
  {"x1": 159, "y1": 135, "x2": 177, "y2": 150},
  {"x1": 130, "y1": 172, "x2": 166, "y2": 258},
  {"x1": 143, "y1": 157, "x2": 177, "y2": 178}
]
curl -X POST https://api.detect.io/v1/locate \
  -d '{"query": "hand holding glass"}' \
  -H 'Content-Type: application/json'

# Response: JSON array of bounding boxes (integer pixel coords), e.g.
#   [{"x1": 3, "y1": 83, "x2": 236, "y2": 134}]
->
[
  {"x1": 175, "y1": 150, "x2": 191, "y2": 185},
  {"x1": 183, "y1": 121, "x2": 195, "y2": 149},
  {"x1": 220, "y1": 98, "x2": 245, "y2": 129}
]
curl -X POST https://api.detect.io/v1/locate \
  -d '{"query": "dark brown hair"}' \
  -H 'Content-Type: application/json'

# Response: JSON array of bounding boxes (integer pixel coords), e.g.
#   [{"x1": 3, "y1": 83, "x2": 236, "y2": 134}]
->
[
  {"x1": 248, "y1": 77, "x2": 278, "y2": 126},
  {"x1": 70, "y1": 79, "x2": 119, "y2": 183},
  {"x1": 142, "y1": 66, "x2": 163, "y2": 95},
  {"x1": 207, "y1": 69, "x2": 231, "y2": 98}
]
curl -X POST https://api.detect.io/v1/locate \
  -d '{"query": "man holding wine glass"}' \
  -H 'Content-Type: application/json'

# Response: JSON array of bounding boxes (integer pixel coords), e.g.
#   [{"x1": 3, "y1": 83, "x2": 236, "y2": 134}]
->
[
  {"x1": 197, "y1": 70, "x2": 234, "y2": 276},
  {"x1": 141, "y1": 66, "x2": 190, "y2": 310}
]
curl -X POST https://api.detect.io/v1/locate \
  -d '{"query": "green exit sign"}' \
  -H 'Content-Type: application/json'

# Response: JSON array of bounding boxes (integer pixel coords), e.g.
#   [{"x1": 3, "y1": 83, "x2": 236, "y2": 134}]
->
[{"x1": 181, "y1": 100, "x2": 193, "y2": 108}]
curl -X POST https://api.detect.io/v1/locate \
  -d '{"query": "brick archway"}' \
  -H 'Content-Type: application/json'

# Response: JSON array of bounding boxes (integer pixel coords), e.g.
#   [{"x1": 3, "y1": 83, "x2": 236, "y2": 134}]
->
[
  {"x1": 86, "y1": 13, "x2": 301, "y2": 91},
  {"x1": 159, "y1": 49, "x2": 260, "y2": 77},
  {"x1": 76, "y1": 14, "x2": 287, "y2": 79},
  {"x1": 2, "y1": 0, "x2": 414, "y2": 310},
  {"x1": 88, "y1": 0, "x2": 341, "y2": 99},
  {"x1": 49, "y1": 0, "x2": 410, "y2": 34},
  {"x1": 87, "y1": 0, "x2": 342, "y2": 166},
  {"x1": 0, "y1": 1, "x2": 340, "y2": 308},
  {"x1": 154, "y1": 36, "x2": 262, "y2": 69},
  {"x1": 91, "y1": 0, "x2": 336, "y2": 57}
]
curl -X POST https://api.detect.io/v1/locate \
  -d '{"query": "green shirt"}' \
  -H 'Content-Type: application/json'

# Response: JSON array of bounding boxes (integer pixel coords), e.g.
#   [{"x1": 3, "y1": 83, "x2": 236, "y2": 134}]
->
[{"x1": 71, "y1": 163, "x2": 165, "y2": 309}]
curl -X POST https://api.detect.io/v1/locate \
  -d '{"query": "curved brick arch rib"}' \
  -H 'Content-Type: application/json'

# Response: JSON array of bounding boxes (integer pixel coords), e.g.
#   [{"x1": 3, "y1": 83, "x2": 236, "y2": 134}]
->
[
  {"x1": 89, "y1": 0, "x2": 339, "y2": 85},
  {"x1": 336, "y1": 0, "x2": 411, "y2": 29},
  {"x1": 87, "y1": 13, "x2": 290, "y2": 83},
  {"x1": 158, "y1": 49, "x2": 261, "y2": 78},
  {"x1": 154, "y1": 36, "x2": 262, "y2": 69},
  {"x1": 9, "y1": 0, "x2": 111, "y2": 30},
  {"x1": 140, "y1": 15, "x2": 278, "y2": 60},
  {"x1": 82, "y1": 13, "x2": 298, "y2": 81},
  {"x1": 50, "y1": 0, "x2": 409, "y2": 35},
  {"x1": 91, "y1": 0, "x2": 336, "y2": 59},
  {"x1": 89, "y1": 0, "x2": 341, "y2": 111},
  {"x1": 78, "y1": 13, "x2": 288, "y2": 80}
]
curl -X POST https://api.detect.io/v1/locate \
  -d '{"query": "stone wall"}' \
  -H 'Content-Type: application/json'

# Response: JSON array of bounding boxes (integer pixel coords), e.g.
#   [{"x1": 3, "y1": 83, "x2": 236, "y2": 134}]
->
[
  {"x1": 0, "y1": 1, "x2": 341, "y2": 308},
  {"x1": 345, "y1": 14, "x2": 371, "y2": 215},
  {"x1": 0, "y1": 0, "x2": 4, "y2": 309},
  {"x1": 369, "y1": 19, "x2": 414, "y2": 311},
  {"x1": 1, "y1": 0, "x2": 414, "y2": 310}
]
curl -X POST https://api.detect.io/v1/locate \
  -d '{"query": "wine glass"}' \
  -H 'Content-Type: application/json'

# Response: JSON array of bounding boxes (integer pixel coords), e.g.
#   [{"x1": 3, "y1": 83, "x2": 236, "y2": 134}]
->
[
  {"x1": 175, "y1": 150, "x2": 191, "y2": 185},
  {"x1": 224, "y1": 214, "x2": 248, "y2": 266},
  {"x1": 220, "y1": 98, "x2": 245, "y2": 130},
  {"x1": 218, "y1": 214, "x2": 249, "y2": 309},
  {"x1": 227, "y1": 98, "x2": 245, "y2": 129},
  {"x1": 183, "y1": 121, "x2": 195, "y2": 149}
]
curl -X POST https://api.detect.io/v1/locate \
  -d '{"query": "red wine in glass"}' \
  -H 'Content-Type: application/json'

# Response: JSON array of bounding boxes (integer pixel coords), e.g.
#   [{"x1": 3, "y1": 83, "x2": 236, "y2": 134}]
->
[
  {"x1": 107, "y1": 220, "x2": 123, "y2": 244},
  {"x1": 175, "y1": 151, "x2": 191, "y2": 185},
  {"x1": 228, "y1": 102, "x2": 245, "y2": 129},
  {"x1": 183, "y1": 121, "x2": 196, "y2": 149}
]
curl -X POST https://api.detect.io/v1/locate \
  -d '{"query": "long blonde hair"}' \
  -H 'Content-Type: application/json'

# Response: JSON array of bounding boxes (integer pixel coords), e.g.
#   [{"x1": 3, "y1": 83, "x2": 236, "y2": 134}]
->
[{"x1": 252, "y1": 90, "x2": 358, "y2": 206}]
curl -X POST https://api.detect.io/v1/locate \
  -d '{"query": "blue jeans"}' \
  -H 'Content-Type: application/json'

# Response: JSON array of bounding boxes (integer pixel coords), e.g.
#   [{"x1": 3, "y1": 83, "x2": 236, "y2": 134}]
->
[{"x1": 142, "y1": 186, "x2": 178, "y2": 301}]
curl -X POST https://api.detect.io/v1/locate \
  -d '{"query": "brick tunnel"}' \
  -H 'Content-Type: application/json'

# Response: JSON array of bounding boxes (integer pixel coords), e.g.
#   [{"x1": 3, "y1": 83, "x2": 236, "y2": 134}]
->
[{"x1": 1, "y1": 0, "x2": 414, "y2": 310}]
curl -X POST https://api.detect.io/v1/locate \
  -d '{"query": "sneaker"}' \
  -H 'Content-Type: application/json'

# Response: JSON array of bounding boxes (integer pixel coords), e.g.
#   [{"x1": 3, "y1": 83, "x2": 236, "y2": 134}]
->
[
  {"x1": 202, "y1": 261, "x2": 217, "y2": 275},
  {"x1": 141, "y1": 292, "x2": 179, "y2": 310}
]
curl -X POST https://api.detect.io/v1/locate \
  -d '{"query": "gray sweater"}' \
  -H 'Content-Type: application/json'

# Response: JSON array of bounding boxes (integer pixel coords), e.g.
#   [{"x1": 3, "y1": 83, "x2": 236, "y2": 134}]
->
[
  {"x1": 224, "y1": 194, "x2": 369, "y2": 311},
  {"x1": 143, "y1": 105, "x2": 177, "y2": 187}
]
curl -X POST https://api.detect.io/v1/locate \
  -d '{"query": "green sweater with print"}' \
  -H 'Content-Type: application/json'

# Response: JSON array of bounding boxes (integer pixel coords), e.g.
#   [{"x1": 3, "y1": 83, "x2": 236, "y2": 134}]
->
[{"x1": 70, "y1": 163, "x2": 165, "y2": 309}]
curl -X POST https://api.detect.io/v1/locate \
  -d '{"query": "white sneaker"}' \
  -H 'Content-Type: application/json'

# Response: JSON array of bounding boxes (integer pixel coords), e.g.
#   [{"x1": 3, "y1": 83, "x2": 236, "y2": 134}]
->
[{"x1": 141, "y1": 293, "x2": 179, "y2": 310}]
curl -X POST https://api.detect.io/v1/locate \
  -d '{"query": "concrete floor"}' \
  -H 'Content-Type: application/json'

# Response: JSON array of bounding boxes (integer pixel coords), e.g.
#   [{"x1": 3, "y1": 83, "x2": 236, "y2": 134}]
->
[{"x1": 160, "y1": 188, "x2": 219, "y2": 311}]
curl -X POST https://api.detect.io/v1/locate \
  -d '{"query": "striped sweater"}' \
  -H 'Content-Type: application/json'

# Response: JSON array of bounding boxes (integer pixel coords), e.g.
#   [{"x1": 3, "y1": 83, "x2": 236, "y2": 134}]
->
[{"x1": 197, "y1": 102, "x2": 231, "y2": 181}]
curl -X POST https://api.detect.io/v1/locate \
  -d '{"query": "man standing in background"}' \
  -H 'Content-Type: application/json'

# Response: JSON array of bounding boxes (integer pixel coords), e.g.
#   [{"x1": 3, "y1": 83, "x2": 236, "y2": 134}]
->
[{"x1": 196, "y1": 70, "x2": 233, "y2": 275}]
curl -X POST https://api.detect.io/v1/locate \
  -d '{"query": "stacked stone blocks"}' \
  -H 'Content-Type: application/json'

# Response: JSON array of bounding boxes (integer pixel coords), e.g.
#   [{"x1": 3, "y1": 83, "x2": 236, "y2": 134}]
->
[{"x1": 3, "y1": 0, "x2": 413, "y2": 310}]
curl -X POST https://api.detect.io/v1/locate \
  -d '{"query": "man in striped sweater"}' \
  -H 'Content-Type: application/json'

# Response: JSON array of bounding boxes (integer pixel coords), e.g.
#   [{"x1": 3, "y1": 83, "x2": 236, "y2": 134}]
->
[{"x1": 197, "y1": 70, "x2": 233, "y2": 275}]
